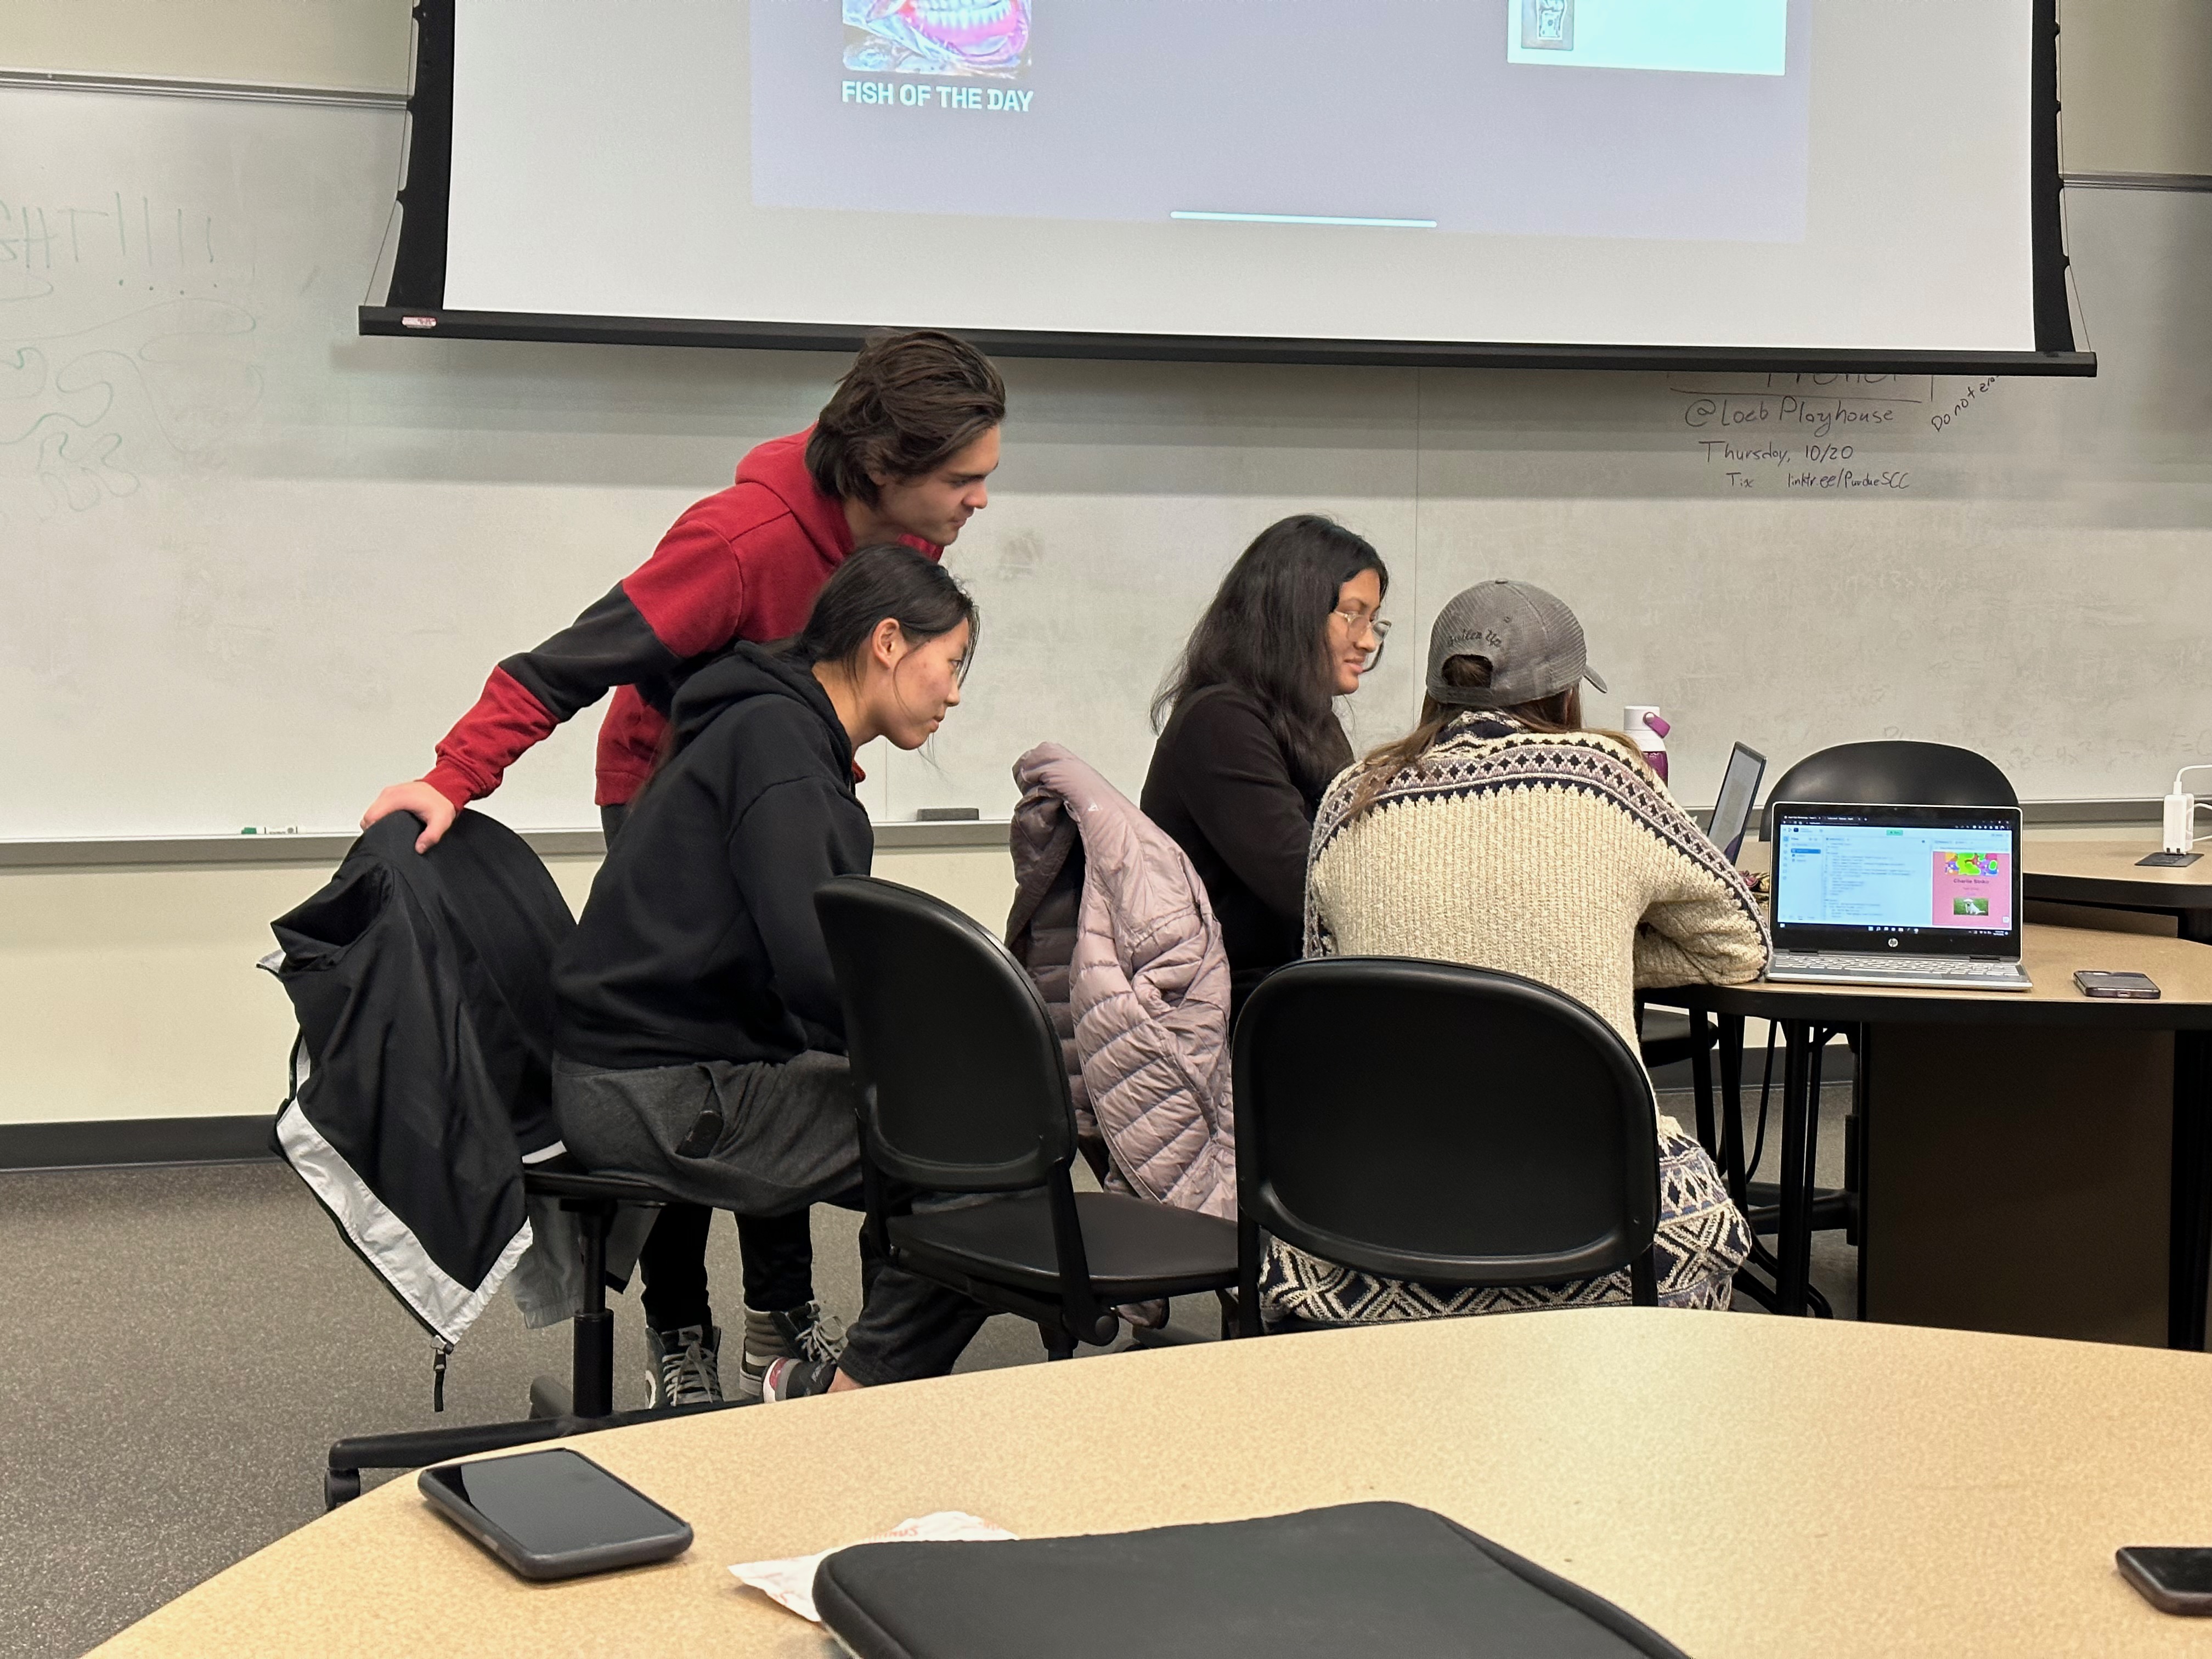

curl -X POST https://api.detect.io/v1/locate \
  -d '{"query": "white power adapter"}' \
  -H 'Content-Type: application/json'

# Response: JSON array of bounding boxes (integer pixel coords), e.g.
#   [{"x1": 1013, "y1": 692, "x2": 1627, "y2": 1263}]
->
[
  {"x1": 2166, "y1": 767, "x2": 2212, "y2": 853},
  {"x1": 2165, "y1": 792, "x2": 2198, "y2": 854}
]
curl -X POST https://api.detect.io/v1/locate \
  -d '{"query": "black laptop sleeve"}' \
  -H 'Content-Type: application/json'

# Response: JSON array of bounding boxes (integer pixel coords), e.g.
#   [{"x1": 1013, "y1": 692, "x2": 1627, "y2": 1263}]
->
[{"x1": 812, "y1": 1501, "x2": 1691, "y2": 1659}]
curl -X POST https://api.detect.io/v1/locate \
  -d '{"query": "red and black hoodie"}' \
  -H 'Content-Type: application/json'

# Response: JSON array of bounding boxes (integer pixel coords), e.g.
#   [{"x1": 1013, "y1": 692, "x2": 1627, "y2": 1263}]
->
[{"x1": 422, "y1": 427, "x2": 939, "y2": 811}]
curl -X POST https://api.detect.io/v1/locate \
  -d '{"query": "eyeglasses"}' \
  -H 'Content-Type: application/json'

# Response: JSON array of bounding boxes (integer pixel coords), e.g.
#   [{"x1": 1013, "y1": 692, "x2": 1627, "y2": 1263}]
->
[{"x1": 1333, "y1": 609, "x2": 1392, "y2": 667}]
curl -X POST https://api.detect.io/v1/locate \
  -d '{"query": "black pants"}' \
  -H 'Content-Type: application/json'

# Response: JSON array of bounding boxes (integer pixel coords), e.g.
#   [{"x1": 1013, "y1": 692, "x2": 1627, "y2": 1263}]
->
[
  {"x1": 636, "y1": 1207, "x2": 813, "y2": 1331},
  {"x1": 552, "y1": 1049, "x2": 991, "y2": 1387},
  {"x1": 603, "y1": 801, "x2": 818, "y2": 1333},
  {"x1": 641, "y1": 1180, "x2": 988, "y2": 1383}
]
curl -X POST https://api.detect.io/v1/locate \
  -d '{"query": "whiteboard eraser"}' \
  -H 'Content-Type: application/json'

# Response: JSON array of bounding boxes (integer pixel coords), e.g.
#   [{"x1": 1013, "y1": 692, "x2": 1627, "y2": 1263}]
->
[{"x1": 915, "y1": 806, "x2": 980, "y2": 822}]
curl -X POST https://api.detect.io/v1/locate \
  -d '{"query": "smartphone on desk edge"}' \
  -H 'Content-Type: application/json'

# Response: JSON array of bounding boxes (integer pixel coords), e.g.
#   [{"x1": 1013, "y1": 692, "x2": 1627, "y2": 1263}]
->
[
  {"x1": 2118, "y1": 1547, "x2": 2212, "y2": 1615},
  {"x1": 418, "y1": 1447, "x2": 692, "y2": 1581},
  {"x1": 2075, "y1": 970, "x2": 2162, "y2": 1000}
]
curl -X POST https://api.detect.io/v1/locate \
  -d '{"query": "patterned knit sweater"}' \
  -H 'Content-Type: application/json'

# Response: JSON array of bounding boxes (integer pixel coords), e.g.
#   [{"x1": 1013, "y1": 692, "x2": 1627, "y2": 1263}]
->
[{"x1": 1305, "y1": 715, "x2": 1769, "y2": 1059}]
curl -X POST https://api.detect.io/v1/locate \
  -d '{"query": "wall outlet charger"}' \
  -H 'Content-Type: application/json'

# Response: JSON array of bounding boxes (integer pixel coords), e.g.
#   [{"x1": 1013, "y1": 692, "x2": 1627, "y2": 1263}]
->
[{"x1": 2165, "y1": 793, "x2": 2197, "y2": 854}]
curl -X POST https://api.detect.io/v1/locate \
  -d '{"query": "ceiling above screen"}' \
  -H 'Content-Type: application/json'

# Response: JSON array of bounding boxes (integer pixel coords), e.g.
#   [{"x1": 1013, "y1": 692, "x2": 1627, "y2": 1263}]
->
[{"x1": 363, "y1": 0, "x2": 2091, "y2": 375}]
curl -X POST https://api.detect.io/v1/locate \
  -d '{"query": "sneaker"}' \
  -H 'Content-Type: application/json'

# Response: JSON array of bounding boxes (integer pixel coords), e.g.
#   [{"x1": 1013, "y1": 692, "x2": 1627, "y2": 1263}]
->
[
  {"x1": 645, "y1": 1323, "x2": 723, "y2": 1408},
  {"x1": 736, "y1": 1301, "x2": 848, "y2": 1403},
  {"x1": 758, "y1": 1356, "x2": 839, "y2": 1402}
]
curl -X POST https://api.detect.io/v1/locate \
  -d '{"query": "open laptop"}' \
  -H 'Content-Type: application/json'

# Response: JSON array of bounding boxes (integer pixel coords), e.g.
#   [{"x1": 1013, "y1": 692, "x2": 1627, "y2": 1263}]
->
[
  {"x1": 1767, "y1": 802, "x2": 2032, "y2": 991},
  {"x1": 1707, "y1": 742, "x2": 1766, "y2": 863}
]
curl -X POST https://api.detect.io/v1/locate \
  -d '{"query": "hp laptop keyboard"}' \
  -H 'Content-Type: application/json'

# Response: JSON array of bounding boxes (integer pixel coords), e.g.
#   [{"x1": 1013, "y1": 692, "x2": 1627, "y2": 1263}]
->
[
  {"x1": 1769, "y1": 952, "x2": 2032, "y2": 990},
  {"x1": 1781, "y1": 953, "x2": 2016, "y2": 977}
]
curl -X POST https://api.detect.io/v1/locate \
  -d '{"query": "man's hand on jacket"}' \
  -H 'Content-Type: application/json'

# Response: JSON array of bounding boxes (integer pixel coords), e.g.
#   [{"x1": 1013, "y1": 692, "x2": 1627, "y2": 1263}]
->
[{"x1": 360, "y1": 780, "x2": 459, "y2": 854}]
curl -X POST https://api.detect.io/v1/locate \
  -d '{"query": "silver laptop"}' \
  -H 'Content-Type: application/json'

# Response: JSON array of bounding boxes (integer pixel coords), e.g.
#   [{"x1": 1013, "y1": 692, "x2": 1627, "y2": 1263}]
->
[
  {"x1": 1767, "y1": 802, "x2": 2032, "y2": 991},
  {"x1": 1708, "y1": 742, "x2": 1765, "y2": 864}
]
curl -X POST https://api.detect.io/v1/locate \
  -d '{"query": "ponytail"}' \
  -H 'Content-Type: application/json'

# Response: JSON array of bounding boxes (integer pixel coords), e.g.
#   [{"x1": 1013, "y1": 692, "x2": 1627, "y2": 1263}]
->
[
  {"x1": 786, "y1": 544, "x2": 979, "y2": 681},
  {"x1": 1345, "y1": 655, "x2": 1585, "y2": 821}
]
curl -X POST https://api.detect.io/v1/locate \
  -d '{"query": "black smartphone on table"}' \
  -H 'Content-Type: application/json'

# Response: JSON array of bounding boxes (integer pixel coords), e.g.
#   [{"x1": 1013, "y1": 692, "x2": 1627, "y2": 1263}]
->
[
  {"x1": 419, "y1": 1447, "x2": 692, "y2": 1581},
  {"x1": 2075, "y1": 970, "x2": 2162, "y2": 1000},
  {"x1": 2118, "y1": 1547, "x2": 2212, "y2": 1614}
]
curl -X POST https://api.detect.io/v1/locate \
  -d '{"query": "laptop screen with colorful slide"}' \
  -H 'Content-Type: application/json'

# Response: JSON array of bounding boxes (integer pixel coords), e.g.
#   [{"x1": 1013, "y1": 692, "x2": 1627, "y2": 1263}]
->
[{"x1": 1769, "y1": 804, "x2": 2023, "y2": 957}]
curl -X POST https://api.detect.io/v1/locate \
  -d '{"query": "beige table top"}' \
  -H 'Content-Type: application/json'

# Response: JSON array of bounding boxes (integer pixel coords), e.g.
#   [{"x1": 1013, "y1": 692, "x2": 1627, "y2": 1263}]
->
[
  {"x1": 1670, "y1": 921, "x2": 2212, "y2": 1026},
  {"x1": 95, "y1": 1310, "x2": 2212, "y2": 1658},
  {"x1": 2025, "y1": 837, "x2": 2212, "y2": 909}
]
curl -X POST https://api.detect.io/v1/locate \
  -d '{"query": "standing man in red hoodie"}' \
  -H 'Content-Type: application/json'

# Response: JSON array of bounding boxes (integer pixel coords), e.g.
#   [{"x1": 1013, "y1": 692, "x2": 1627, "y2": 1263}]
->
[{"x1": 359, "y1": 329, "x2": 1005, "y2": 1408}]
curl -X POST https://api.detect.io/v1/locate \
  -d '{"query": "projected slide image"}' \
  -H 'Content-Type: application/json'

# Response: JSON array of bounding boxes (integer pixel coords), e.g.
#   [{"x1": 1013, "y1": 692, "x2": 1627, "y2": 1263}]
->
[
  {"x1": 844, "y1": 0, "x2": 1031, "y2": 77},
  {"x1": 1522, "y1": 0, "x2": 1575, "y2": 51},
  {"x1": 759, "y1": 0, "x2": 1810, "y2": 242},
  {"x1": 1509, "y1": 0, "x2": 1788, "y2": 75}
]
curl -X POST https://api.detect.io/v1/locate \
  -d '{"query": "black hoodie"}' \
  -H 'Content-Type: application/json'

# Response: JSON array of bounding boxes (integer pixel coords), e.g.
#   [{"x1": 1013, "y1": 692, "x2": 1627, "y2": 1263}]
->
[{"x1": 553, "y1": 642, "x2": 872, "y2": 1070}]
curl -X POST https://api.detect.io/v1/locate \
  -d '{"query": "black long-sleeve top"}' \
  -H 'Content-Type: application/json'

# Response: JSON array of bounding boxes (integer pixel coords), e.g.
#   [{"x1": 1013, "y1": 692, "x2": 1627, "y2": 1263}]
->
[
  {"x1": 554, "y1": 644, "x2": 870, "y2": 1070},
  {"x1": 1141, "y1": 684, "x2": 1351, "y2": 1006}
]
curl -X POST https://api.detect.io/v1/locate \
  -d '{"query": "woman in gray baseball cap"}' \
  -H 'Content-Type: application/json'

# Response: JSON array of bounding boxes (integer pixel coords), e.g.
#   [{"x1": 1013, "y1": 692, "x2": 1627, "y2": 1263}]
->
[{"x1": 1256, "y1": 578, "x2": 1769, "y2": 1330}]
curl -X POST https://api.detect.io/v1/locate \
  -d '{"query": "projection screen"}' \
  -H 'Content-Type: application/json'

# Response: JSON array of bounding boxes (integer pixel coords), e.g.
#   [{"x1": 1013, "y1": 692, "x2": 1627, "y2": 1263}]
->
[{"x1": 363, "y1": 0, "x2": 2088, "y2": 373}]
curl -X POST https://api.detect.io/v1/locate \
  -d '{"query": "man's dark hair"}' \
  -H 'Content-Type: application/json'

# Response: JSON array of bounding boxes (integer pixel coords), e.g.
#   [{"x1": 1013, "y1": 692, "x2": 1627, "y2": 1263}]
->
[
  {"x1": 1152, "y1": 515, "x2": 1390, "y2": 798},
  {"x1": 806, "y1": 330, "x2": 1006, "y2": 507}
]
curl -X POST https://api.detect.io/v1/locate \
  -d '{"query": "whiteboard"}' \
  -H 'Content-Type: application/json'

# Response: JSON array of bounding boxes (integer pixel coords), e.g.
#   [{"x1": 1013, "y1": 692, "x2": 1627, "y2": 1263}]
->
[{"x1": 4, "y1": 84, "x2": 2209, "y2": 840}]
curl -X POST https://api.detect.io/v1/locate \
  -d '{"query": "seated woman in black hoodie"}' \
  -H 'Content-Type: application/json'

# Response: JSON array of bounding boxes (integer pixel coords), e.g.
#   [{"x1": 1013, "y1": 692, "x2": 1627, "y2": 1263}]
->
[
  {"x1": 552, "y1": 545, "x2": 988, "y2": 1399},
  {"x1": 1142, "y1": 515, "x2": 1391, "y2": 1019}
]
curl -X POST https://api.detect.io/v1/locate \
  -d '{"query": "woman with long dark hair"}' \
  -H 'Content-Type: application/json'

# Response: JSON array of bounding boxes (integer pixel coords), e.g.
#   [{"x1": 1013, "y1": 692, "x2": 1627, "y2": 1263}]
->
[
  {"x1": 1142, "y1": 515, "x2": 1390, "y2": 1016},
  {"x1": 551, "y1": 545, "x2": 991, "y2": 1401}
]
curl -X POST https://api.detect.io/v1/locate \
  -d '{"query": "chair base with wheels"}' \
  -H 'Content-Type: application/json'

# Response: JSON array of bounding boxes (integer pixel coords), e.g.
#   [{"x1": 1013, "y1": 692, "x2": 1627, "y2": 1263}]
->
[{"x1": 322, "y1": 1169, "x2": 744, "y2": 1509}]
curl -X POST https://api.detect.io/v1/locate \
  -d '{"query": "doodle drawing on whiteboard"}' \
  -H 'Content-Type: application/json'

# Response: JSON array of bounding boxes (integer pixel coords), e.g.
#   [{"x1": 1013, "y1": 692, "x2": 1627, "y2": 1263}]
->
[{"x1": 0, "y1": 197, "x2": 262, "y2": 522}]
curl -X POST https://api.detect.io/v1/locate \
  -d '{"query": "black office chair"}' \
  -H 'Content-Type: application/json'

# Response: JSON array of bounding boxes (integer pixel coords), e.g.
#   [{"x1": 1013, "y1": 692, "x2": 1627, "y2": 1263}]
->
[
  {"x1": 1232, "y1": 957, "x2": 1660, "y2": 1337},
  {"x1": 1732, "y1": 738, "x2": 2018, "y2": 1297},
  {"x1": 1635, "y1": 1008, "x2": 1712, "y2": 1067},
  {"x1": 1759, "y1": 740, "x2": 2018, "y2": 842},
  {"x1": 296, "y1": 814, "x2": 743, "y2": 1508},
  {"x1": 1630, "y1": 1001, "x2": 1726, "y2": 1161},
  {"x1": 815, "y1": 876, "x2": 1240, "y2": 1358},
  {"x1": 320, "y1": 1166, "x2": 737, "y2": 1506}
]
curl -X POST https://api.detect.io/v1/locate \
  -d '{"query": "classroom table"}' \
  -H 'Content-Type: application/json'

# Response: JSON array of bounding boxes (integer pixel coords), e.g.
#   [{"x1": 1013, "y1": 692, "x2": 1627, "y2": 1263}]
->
[
  {"x1": 1667, "y1": 923, "x2": 2212, "y2": 1348},
  {"x1": 91, "y1": 1310, "x2": 2212, "y2": 1658},
  {"x1": 2025, "y1": 837, "x2": 2212, "y2": 942}
]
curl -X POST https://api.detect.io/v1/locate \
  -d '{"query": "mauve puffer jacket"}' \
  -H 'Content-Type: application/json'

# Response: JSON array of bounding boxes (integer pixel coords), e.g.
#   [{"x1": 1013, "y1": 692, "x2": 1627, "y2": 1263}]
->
[{"x1": 1006, "y1": 744, "x2": 1236, "y2": 1218}]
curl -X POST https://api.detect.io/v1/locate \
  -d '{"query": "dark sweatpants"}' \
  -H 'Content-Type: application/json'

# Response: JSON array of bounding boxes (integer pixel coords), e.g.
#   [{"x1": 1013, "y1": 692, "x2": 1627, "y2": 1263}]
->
[
  {"x1": 603, "y1": 802, "x2": 815, "y2": 1331},
  {"x1": 552, "y1": 1050, "x2": 991, "y2": 1387}
]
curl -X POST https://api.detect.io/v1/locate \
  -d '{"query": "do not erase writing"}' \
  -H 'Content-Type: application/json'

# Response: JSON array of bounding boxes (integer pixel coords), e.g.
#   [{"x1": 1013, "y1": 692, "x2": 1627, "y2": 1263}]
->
[{"x1": 842, "y1": 80, "x2": 1035, "y2": 112}]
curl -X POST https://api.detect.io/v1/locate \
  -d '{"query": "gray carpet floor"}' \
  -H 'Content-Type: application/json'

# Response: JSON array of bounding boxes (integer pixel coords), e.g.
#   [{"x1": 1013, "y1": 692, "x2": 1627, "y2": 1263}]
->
[{"x1": 0, "y1": 1083, "x2": 1850, "y2": 1658}]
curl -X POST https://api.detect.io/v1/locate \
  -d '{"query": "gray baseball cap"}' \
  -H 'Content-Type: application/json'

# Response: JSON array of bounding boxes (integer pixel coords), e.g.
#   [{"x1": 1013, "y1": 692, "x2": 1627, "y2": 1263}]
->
[{"x1": 1425, "y1": 579, "x2": 1608, "y2": 708}]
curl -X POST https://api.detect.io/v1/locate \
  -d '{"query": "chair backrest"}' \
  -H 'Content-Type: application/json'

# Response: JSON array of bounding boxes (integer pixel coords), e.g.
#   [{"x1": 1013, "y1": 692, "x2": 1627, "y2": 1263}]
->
[
  {"x1": 1234, "y1": 957, "x2": 1658, "y2": 1288},
  {"x1": 1759, "y1": 740, "x2": 2016, "y2": 840},
  {"x1": 815, "y1": 874, "x2": 1076, "y2": 1192}
]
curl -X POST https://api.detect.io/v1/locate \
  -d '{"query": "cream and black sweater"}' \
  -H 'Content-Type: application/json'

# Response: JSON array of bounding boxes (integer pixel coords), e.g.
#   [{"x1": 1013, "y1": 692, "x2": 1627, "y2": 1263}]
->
[{"x1": 1305, "y1": 714, "x2": 1769, "y2": 1053}]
